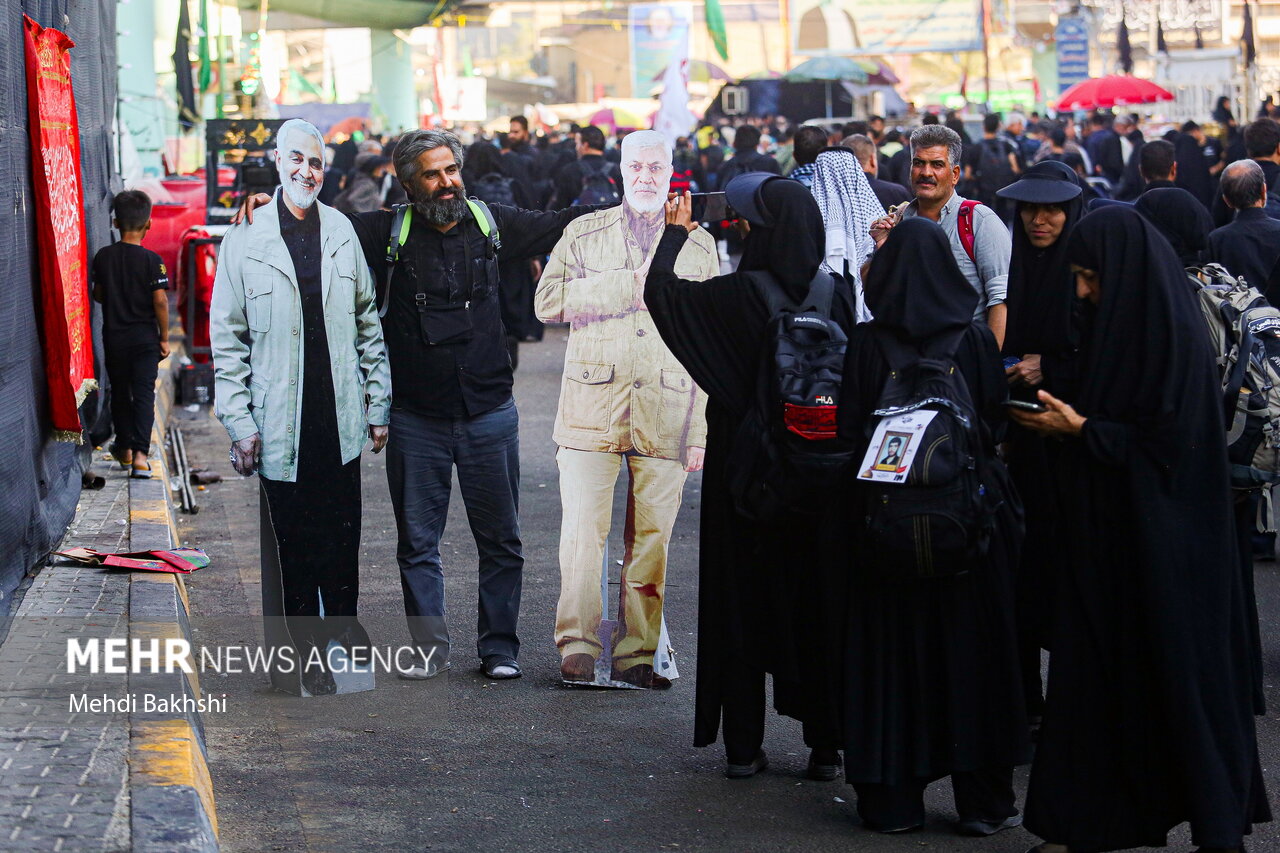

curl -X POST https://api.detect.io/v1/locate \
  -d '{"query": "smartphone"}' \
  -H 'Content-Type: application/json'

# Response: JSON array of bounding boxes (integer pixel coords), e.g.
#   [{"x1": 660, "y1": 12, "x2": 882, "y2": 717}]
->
[
  {"x1": 1003, "y1": 399, "x2": 1048, "y2": 414},
  {"x1": 691, "y1": 192, "x2": 732, "y2": 222}
]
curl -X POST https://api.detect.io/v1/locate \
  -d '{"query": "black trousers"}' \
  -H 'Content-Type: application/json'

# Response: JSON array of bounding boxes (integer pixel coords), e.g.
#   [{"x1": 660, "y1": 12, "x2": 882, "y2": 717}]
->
[
  {"x1": 260, "y1": 457, "x2": 367, "y2": 673},
  {"x1": 720, "y1": 659, "x2": 840, "y2": 765},
  {"x1": 854, "y1": 766, "x2": 1018, "y2": 829},
  {"x1": 104, "y1": 341, "x2": 159, "y2": 455}
]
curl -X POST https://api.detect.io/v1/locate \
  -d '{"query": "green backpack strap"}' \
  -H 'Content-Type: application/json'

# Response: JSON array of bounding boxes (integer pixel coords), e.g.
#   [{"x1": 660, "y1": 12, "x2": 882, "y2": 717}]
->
[
  {"x1": 379, "y1": 204, "x2": 413, "y2": 318},
  {"x1": 466, "y1": 198, "x2": 502, "y2": 257}
]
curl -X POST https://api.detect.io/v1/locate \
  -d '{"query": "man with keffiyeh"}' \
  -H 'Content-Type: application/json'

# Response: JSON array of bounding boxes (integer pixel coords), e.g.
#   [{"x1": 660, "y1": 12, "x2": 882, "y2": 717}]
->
[{"x1": 808, "y1": 148, "x2": 886, "y2": 323}]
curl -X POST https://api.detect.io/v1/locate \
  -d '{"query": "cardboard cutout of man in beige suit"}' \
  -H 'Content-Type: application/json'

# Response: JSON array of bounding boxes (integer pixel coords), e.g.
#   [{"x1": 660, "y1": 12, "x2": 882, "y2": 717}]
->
[{"x1": 537, "y1": 130, "x2": 718, "y2": 688}]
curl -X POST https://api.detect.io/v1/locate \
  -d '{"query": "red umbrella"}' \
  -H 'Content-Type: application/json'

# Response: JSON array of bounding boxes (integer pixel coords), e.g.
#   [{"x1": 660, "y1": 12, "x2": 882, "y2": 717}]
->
[{"x1": 1054, "y1": 75, "x2": 1174, "y2": 111}]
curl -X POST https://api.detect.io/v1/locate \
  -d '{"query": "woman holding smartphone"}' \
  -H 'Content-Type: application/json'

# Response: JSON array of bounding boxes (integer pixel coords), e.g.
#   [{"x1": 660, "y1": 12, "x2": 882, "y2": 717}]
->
[
  {"x1": 993, "y1": 160, "x2": 1087, "y2": 734},
  {"x1": 1010, "y1": 206, "x2": 1269, "y2": 853}
]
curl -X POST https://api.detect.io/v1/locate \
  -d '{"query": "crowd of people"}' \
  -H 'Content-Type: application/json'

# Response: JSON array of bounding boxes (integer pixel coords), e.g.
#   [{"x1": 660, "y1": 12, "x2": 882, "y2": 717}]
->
[{"x1": 171, "y1": 100, "x2": 1279, "y2": 852}]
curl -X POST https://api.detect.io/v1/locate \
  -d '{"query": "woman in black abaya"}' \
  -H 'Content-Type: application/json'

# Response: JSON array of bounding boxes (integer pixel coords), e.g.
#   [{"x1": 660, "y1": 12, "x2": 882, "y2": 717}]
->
[
  {"x1": 834, "y1": 217, "x2": 1029, "y2": 835},
  {"x1": 1012, "y1": 206, "x2": 1270, "y2": 853},
  {"x1": 644, "y1": 175, "x2": 850, "y2": 779},
  {"x1": 995, "y1": 160, "x2": 1086, "y2": 727}
]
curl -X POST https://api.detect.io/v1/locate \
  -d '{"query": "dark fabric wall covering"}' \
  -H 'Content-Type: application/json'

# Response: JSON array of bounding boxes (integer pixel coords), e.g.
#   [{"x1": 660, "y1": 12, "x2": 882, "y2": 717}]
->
[{"x1": 0, "y1": 0, "x2": 119, "y2": 605}]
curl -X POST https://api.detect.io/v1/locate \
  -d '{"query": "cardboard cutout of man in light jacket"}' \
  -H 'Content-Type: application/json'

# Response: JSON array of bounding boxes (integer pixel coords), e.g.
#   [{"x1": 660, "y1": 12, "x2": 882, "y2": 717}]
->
[
  {"x1": 536, "y1": 130, "x2": 718, "y2": 689},
  {"x1": 211, "y1": 118, "x2": 390, "y2": 697}
]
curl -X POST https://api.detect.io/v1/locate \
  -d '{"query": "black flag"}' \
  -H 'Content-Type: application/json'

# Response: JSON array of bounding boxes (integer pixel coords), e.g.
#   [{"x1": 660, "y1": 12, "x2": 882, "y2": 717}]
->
[
  {"x1": 1156, "y1": 19, "x2": 1168, "y2": 53},
  {"x1": 1243, "y1": 2, "x2": 1257, "y2": 67},
  {"x1": 1118, "y1": 14, "x2": 1133, "y2": 73},
  {"x1": 175, "y1": 0, "x2": 198, "y2": 132}
]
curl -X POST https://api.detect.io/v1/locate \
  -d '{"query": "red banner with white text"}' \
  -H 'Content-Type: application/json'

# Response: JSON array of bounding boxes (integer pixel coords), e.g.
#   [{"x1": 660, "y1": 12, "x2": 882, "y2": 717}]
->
[{"x1": 24, "y1": 15, "x2": 95, "y2": 441}]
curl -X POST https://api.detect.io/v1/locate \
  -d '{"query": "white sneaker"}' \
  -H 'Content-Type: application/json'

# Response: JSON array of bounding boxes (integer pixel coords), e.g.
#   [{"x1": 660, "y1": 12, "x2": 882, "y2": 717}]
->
[{"x1": 397, "y1": 662, "x2": 450, "y2": 680}]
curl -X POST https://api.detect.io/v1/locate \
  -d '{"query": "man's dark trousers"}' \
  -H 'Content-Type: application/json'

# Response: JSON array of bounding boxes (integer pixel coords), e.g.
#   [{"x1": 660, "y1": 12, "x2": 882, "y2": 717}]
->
[
  {"x1": 105, "y1": 341, "x2": 159, "y2": 454},
  {"x1": 387, "y1": 398, "x2": 523, "y2": 667}
]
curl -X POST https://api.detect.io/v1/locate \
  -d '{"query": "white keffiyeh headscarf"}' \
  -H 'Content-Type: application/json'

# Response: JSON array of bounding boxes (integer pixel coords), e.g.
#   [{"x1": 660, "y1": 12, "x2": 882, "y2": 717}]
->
[{"x1": 810, "y1": 149, "x2": 886, "y2": 322}]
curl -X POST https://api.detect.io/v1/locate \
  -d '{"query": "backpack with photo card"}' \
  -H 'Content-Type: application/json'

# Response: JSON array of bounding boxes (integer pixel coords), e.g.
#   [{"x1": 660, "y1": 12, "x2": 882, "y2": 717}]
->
[
  {"x1": 857, "y1": 329, "x2": 1008, "y2": 580},
  {"x1": 1188, "y1": 263, "x2": 1280, "y2": 494},
  {"x1": 724, "y1": 268, "x2": 859, "y2": 522}
]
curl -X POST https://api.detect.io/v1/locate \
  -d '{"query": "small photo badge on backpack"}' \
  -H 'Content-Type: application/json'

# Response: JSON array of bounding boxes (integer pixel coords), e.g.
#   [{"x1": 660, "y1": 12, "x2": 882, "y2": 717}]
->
[{"x1": 858, "y1": 411, "x2": 938, "y2": 483}]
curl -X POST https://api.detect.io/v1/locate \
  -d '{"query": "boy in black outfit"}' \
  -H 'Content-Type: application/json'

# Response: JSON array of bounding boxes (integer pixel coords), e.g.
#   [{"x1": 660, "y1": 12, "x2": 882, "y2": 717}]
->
[{"x1": 91, "y1": 190, "x2": 170, "y2": 478}]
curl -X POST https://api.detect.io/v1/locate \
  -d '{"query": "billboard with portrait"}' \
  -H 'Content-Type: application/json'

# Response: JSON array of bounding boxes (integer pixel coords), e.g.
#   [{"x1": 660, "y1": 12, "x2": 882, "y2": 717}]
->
[
  {"x1": 792, "y1": 0, "x2": 982, "y2": 56},
  {"x1": 629, "y1": 3, "x2": 692, "y2": 98}
]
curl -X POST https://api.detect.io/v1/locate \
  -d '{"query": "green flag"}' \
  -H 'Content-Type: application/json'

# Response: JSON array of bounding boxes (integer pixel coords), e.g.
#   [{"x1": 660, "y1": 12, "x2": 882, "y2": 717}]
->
[
  {"x1": 197, "y1": 0, "x2": 212, "y2": 91},
  {"x1": 705, "y1": 0, "x2": 728, "y2": 61}
]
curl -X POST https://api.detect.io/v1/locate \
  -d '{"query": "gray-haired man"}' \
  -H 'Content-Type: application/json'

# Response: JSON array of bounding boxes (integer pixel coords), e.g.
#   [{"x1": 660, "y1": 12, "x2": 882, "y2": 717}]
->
[{"x1": 868, "y1": 124, "x2": 1011, "y2": 346}]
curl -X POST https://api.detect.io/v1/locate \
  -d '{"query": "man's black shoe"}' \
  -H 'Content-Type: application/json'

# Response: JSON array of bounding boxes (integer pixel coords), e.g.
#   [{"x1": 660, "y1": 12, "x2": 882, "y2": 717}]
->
[
  {"x1": 725, "y1": 750, "x2": 768, "y2": 779},
  {"x1": 957, "y1": 813, "x2": 1022, "y2": 836},
  {"x1": 806, "y1": 748, "x2": 842, "y2": 781}
]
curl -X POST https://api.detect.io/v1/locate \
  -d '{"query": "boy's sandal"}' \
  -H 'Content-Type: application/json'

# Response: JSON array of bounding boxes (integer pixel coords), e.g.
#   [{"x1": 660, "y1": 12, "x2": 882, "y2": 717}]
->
[
  {"x1": 130, "y1": 464, "x2": 153, "y2": 480},
  {"x1": 110, "y1": 445, "x2": 132, "y2": 470}
]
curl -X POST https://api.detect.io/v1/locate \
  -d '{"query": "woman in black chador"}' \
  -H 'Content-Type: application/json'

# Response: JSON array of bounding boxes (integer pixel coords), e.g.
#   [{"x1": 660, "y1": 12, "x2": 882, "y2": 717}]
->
[
  {"x1": 644, "y1": 175, "x2": 847, "y2": 781},
  {"x1": 1012, "y1": 205, "x2": 1270, "y2": 853},
  {"x1": 836, "y1": 217, "x2": 1029, "y2": 835},
  {"x1": 996, "y1": 160, "x2": 1086, "y2": 728}
]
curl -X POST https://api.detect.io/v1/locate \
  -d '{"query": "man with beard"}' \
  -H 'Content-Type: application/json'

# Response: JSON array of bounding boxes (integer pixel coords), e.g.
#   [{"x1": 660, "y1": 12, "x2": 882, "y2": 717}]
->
[
  {"x1": 369, "y1": 130, "x2": 610, "y2": 681},
  {"x1": 535, "y1": 130, "x2": 716, "y2": 688},
  {"x1": 212, "y1": 119, "x2": 391, "y2": 696},
  {"x1": 869, "y1": 125, "x2": 1012, "y2": 346}
]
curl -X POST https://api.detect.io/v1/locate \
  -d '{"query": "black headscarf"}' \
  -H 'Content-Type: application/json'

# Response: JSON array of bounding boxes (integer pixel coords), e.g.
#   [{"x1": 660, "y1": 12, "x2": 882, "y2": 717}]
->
[
  {"x1": 737, "y1": 179, "x2": 825, "y2": 300},
  {"x1": 1173, "y1": 132, "x2": 1215, "y2": 209},
  {"x1": 864, "y1": 217, "x2": 978, "y2": 349},
  {"x1": 1134, "y1": 187, "x2": 1212, "y2": 266},
  {"x1": 1004, "y1": 165, "x2": 1085, "y2": 356},
  {"x1": 1065, "y1": 205, "x2": 1208, "y2": 424}
]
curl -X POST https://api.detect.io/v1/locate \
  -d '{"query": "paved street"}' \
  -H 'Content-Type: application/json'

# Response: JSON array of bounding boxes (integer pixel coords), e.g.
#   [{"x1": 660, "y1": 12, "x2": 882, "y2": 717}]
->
[{"x1": 175, "y1": 330, "x2": 1280, "y2": 853}]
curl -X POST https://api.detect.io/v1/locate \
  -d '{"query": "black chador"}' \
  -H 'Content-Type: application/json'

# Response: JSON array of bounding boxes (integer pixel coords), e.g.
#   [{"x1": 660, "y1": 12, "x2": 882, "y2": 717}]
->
[{"x1": 1024, "y1": 207, "x2": 1270, "y2": 851}]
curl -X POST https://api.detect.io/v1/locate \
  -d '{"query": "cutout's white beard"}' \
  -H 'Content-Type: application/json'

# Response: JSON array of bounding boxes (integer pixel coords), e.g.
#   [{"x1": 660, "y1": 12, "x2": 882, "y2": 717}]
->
[
  {"x1": 280, "y1": 170, "x2": 321, "y2": 209},
  {"x1": 625, "y1": 188, "x2": 666, "y2": 213}
]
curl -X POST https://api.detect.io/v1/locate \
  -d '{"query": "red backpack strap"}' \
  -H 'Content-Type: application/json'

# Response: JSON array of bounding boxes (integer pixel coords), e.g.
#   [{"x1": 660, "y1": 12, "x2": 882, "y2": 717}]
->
[{"x1": 957, "y1": 199, "x2": 980, "y2": 264}]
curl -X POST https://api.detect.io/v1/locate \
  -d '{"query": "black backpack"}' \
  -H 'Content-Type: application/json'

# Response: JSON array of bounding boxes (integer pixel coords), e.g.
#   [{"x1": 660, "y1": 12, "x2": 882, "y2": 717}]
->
[
  {"x1": 975, "y1": 137, "x2": 1017, "y2": 202},
  {"x1": 857, "y1": 330, "x2": 1004, "y2": 580},
  {"x1": 470, "y1": 173, "x2": 516, "y2": 208},
  {"x1": 573, "y1": 160, "x2": 620, "y2": 206},
  {"x1": 725, "y1": 269, "x2": 859, "y2": 522}
]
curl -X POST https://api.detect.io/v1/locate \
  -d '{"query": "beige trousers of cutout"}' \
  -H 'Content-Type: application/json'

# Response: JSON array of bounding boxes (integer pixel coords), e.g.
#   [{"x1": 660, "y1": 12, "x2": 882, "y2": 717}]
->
[{"x1": 553, "y1": 447, "x2": 686, "y2": 667}]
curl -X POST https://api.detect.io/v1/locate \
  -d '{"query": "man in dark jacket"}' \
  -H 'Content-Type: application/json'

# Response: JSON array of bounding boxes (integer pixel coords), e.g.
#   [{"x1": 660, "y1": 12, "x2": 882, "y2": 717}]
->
[
  {"x1": 716, "y1": 125, "x2": 781, "y2": 264},
  {"x1": 844, "y1": 133, "x2": 911, "y2": 210},
  {"x1": 549, "y1": 125, "x2": 624, "y2": 209},
  {"x1": 716, "y1": 125, "x2": 781, "y2": 189},
  {"x1": 1139, "y1": 139, "x2": 1178, "y2": 191},
  {"x1": 1212, "y1": 117, "x2": 1280, "y2": 227},
  {"x1": 1209, "y1": 159, "x2": 1280, "y2": 302}
]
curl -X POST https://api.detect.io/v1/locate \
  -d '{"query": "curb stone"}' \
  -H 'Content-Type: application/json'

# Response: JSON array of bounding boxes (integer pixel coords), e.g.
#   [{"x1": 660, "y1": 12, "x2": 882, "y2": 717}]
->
[{"x1": 127, "y1": 351, "x2": 219, "y2": 852}]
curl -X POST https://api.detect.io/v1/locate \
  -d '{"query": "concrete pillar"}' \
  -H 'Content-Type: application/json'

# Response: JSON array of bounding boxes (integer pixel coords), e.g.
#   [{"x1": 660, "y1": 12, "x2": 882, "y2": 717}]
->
[
  {"x1": 116, "y1": 0, "x2": 166, "y2": 176},
  {"x1": 370, "y1": 29, "x2": 418, "y2": 134}
]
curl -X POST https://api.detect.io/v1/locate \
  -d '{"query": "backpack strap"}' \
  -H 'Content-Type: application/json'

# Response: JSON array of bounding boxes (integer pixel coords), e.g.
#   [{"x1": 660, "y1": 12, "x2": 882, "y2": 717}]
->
[
  {"x1": 743, "y1": 268, "x2": 837, "y2": 316},
  {"x1": 378, "y1": 204, "x2": 413, "y2": 318},
  {"x1": 466, "y1": 198, "x2": 502, "y2": 258},
  {"x1": 957, "y1": 200, "x2": 980, "y2": 265}
]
